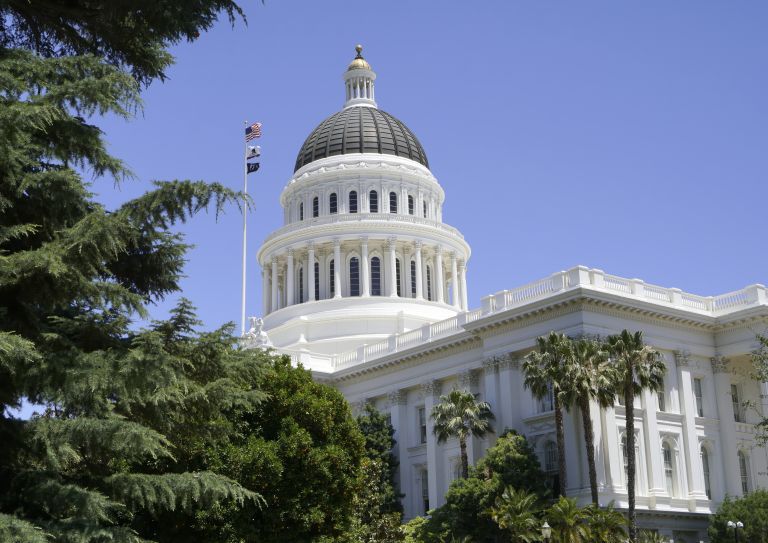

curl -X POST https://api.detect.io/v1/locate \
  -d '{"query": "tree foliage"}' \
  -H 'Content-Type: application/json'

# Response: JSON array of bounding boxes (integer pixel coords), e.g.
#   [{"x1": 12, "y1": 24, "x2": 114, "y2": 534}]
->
[
  {"x1": 708, "y1": 490, "x2": 768, "y2": 543},
  {"x1": 356, "y1": 403, "x2": 403, "y2": 513}
]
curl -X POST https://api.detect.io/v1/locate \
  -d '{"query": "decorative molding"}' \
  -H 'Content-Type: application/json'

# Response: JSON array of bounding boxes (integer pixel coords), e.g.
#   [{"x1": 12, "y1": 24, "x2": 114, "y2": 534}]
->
[
  {"x1": 674, "y1": 350, "x2": 691, "y2": 367},
  {"x1": 710, "y1": 356, "x2": 730, "y2": 374},
  {"x1": 387, "y1": 389, "x2": 407, "y2": 407}
]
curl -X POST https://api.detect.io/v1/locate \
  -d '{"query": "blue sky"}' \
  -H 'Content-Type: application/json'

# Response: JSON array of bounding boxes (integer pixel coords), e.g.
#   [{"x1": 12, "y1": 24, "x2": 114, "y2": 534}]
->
[{"x1": 92, "y1": 1, "x2": 768, "y2": 331}]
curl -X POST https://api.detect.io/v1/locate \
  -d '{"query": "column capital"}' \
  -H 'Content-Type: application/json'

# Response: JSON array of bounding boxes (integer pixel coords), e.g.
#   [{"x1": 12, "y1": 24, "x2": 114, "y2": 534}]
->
[
  {"x1": 306, "y1": 241, "x2": 315, "y2": 251},
  {"x1": 482, "y1": 356, "x2": 500, "y2": 372},
  {"x1": 421, "y1": 379, "x2": 442, "y2": 399},
  {"x1": 387, "y1": 389, "x2": 408, "y2": 407},
  {"x1": 387, "y1": 236, "x2": 397, "y2": 248},
  {"x1": 271, "y1": 255, "x2": 278, "y2": 264},
  {"x1": 674, "y1": 349, "x2": 691, "y2": 366},
  {"x1": 450, "y1": 251, "x2": 458, "y2": 261},
  {"x1": 333, "y1": 237, "x2": 341, "y2": 248},
  {"x1": 434, "y1": 244, "x2": 443, "y2": 254},
  {"x1": 459, "y1": 369, "x2": 480, "y2": 390},
  {"x1": 286, "y1": 247, "x2": 294, "y2": 257},
  {"x1": 359, "y1": 235, "x2": 369, "y2": 244},
  {"x1": 458, "y1": 259, "x2": 466, "y2": 269},
  {"x1": 414, "y1": 240, "x2": 423, "y2": 250},
  {"x1": 711, "y1": 356, "x2": 730, "y2": 374},
  {"x1": 499, "y1": 354, "x2": 521, "y2": 370}
]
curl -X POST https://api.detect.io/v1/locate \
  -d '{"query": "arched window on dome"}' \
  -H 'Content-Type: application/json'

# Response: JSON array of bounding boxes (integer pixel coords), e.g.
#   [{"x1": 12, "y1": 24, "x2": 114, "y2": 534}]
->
[
  {"x1": 349, "y1": 257, "x2": 360, "y2": 297},
  {"x1": 423, "y1": 201, "x2": 427, "y2": 218},
  {"x1": 312, "y1": 197, "x2": 319, "y2": 218},
  {"x1": 329, "y1": 193, "x2": 338, "y2": 214},
  {"x1": 349, "y1": 191, "x2": 358, "y2": 213},
  {"x1": 701, "y1": 446, "x2": 712, "y2": 499},
  {"x1": 369, "y1": 190, "x2": 378, "y2": 213},
  {"x1": 314, "y1": 262, "x2": 320, "y2": 301},
  {"x1": 408, "y1": 195, "x2": 414, "y2": 215},
  {"x1": 329, "y1": 259, "x2": 335, "y2": 298},
  {"x1": 410, "y1": 260, "x2": 417, "y2": 297},
  {"x1": 371, "y1": 257, "x2": 381, "y2": 296},
  {"x1": 298, "y1": 266, "x2": 304, "y2": 304},
  {"x1": 299, "y1": 202, "x2": 304, "y2": 221},
  {"x1": 395, "y1": 258, "x2": 402, "y2": 297},
  {"x1": 426, "y1": 265, "x2": 433, "y2": 301},
  {"x1": 389, "y1": 192, "x2": 397, "y2": 214}
]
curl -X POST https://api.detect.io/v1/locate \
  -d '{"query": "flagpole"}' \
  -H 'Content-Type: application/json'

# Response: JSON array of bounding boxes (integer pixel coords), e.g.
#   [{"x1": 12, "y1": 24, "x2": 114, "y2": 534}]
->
[{"x1": 241, "y1": 120, "x2": 248, "y2": 337}]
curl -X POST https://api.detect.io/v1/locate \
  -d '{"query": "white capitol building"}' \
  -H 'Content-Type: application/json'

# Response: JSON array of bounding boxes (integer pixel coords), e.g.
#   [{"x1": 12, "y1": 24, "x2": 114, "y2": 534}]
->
[{"x1": 252, "y1": 46, "x2": 768, "y2": 541}]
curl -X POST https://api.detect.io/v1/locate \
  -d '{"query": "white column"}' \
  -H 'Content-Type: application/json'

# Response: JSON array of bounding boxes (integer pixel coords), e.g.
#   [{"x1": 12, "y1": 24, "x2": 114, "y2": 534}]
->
[
  {"x1": 307, "y1": 243, "x2": 315, "y2": 302},
  {"x1": 482, "y1": 358, "x2": 499, "y2": 448},
  {"x1": 422, "y1": 380, "x2": 442, "y2": 509},
  {"x1": 388, "y1": 238, "x2": 398, "y2": 297},
  {"x1": 318, "y1": 249, "x2": 327, "y2": 299},
  {"x1": 498, "y1": 357, "x2": 518, "y2": 433},
  {"x1": 676, "y1": 351, "x2": 708, "y2": 502},
  {"x1": 434, "y1": 246, "x2": 444, "y2": 303},
  {"x1": 712, "y1": 356, "x2": 742, "y2": 496},
  {"x1": 388, "y1": 390, "x2": 410, "y2": 506},
  {"x1": 450, "y1": 252, "x2": 459, "y2": 308},
  {"x1": 261, "y1": 267, "x2": 269, "y2": 314},
  {"x1": 400, "y1": 186, "x2": 408, "y2": 215},
  {"x1": 333, "y1": 239, "x2": 342, "y2": 299},
  {"x1": 414, "y1": 241, "x2": 424, "y2": 300},
  {"x1": 405, "y1": 246, "x2": 413, "y2": 298},
  {"x1": 286, "y1": 249, "x2": 294, "y2": 306},
  {"x1": 459, "y1": 260, "x2": 468, "y2": 310},
  {"x1": 360, "y1": 237, "x2": 370, "y2": 297},
  {"x1": 641, "y1": 388, "x2": 665, "y2": 503},
  {"x1": 270, "y1": 257, "x2": 278, "y2": 311}
]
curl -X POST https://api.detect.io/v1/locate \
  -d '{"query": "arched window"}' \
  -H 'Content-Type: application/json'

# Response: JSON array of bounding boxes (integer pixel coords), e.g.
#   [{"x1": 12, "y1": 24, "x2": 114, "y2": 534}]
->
[
  {"x1": 662, "y1": 442, "x2": 675, "y2": 496},
  {"x1": 426, "y1": 265, "x2": 433, "y2": 301},
  {"x1": 299, "y1": 202, "x2": 304, "y2": 221},
  {"x1": 389, "y1": 191, "x2": 397, "y2": 213},
  {"x1": 544, "y1": 441, "x2": 557, "y2": 474},
  {"x1": 312, "y1": 196, "x2": 319, "y2": 218},
  {"x1": 371, "y1": 257, "x2": 381, "y2": 296},
  {"x1": 395, "y1": 258, "x2": 402, "y2": 297},
  {"x1": 298, "y1": 266, "x2": 304, "y2": 303},
  {"x1": 423, "y1": 201, "x2": 427, "y2": 218},
  {"x1": 701, "y1": 447, "x2": 712, "y2": 499},
  {"x1": 329, "y1": 192, "x2": 337, "y2": 214},
  {"x1": 349, "y1": 257, "x2": 360, "y2": 297},
  {"x1": 410, "y1": 260, "x2": 417, "y2": 297},
  {"x1": 408, "y1": 195, "x2": 414, "y2": 215},
  {"x1": 314, "y1": 262, "x2": 320, "y2": 300},
  {"x1": 369, "y1": 190, "x2": 378, "y2": 213},
  {"x1": 349, "y1": 191, "x2": 358, "y2": 213},
  {"x1": 329, "y1": 259, "x2": 335, "y2": 298},
  {"x1": 739, "y1": 451, "x2": 751, "y2": 494}
]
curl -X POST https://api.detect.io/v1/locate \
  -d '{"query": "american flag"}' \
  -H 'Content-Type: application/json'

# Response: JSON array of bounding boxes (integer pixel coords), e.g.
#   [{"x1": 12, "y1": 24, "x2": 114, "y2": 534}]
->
[{"x1": 245, "y1": 122, "x2": 262, "y2": 141}]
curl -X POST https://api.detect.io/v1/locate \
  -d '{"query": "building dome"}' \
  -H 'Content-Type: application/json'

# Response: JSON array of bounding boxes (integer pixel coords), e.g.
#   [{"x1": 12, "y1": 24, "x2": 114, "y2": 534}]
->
[
  {"x1": 294, "y1": 107, "x2": 430, "y2": 172},
  {"x1": 347, "y1": 45, "x2": 371, "y2": 71}
]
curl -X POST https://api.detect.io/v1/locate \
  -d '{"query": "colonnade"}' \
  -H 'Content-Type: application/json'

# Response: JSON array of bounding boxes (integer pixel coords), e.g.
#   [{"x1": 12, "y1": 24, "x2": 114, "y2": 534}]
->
[{"x1": 262, "y1": 237, "x2": 468, "y2": 314}]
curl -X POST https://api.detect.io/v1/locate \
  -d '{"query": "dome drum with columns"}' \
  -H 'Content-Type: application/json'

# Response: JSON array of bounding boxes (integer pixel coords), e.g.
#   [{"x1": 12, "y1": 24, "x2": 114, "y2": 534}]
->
[{"x1": 258, "y1": 46, "x2": 470, "y2": 366}]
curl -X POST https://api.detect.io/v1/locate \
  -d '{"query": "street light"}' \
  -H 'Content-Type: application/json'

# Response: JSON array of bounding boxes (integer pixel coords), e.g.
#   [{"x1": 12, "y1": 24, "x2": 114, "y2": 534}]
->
[
  {"x1": 541, "y1": 521, "x2": 551, "y2": 543},
  {"x1": 726, "y1": 520, "x2": 744, "y2": 543}
]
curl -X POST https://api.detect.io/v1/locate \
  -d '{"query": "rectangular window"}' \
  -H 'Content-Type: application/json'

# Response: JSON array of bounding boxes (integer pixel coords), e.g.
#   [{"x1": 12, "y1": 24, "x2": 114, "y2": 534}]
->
[
  {"x1": 329, "y1": 260, "x2": 335, "y2": 298},
  {"x1": 694, "y1": 378, "x2": 704, "y2": 417},
  {"x1": 732, "y1": 384, "x2": 743, "y2": 422},
  {"x1": 539, "y1": 383, "x2": 554, "y2": 413},
  {"x1": 421, "y1": 469, "x2": 430, "y2": 514},
  {"x1": 408, "y1": 195, "x2": 414, "y2": 215},
  {"x1": 314, "y1": 262, "x2": 320, "y2": 301},
  {"x1": 739, "y1": 453, "x2": 750, "y2": 494},
  {"x1": 663, "y1": 446, "x2": 674, "y2": 496},
  {"x1": 657, "y1": 379, "x2": 666, "y2": 412},
  {"x1": 396, "y1": 259, "x2": 402, "y2": 297},
  {"x1": 410, "y1": 261, "x2": 416, "y2": 297},
  {"x1": 312, "y1": 197, "x2": 319, "y2": 218},
  {"x1": 418, "y1": 407, "x2": 427, "y2": 444}
]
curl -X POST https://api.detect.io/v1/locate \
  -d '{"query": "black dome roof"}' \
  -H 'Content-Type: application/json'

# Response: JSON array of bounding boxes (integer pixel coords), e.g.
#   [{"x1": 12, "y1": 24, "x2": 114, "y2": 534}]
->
[{"x1": 294, "y1": 106, "x2": 429, "y2": 172}]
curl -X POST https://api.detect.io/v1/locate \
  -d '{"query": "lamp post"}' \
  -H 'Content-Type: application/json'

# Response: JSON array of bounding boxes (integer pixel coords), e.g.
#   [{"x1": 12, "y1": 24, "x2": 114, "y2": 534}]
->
[
  {"x1": 541, "y1": 521, "x2": 551, "y2": 543},
  {"x1": 726, "y1": 520, "x2": 744, "y2": 543}
]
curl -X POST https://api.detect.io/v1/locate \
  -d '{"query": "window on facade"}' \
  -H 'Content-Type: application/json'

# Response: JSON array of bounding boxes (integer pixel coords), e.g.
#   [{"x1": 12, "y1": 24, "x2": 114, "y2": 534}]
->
[
  {"x1": 408, "y1": 195, "x2": 414, "y2": 215},
  {"x1": 663, "y1": 443, "x2": 675, "y2": 496},
  {"x1": 731, "y1": 384, "x2": 743, "y2": 422},
  {"x1": 694, "y1": 378, "x2": 704, "y2": 417},
  {"x1": 329, "y1": 192, "x2": 337, "y2": 214},
  {"x1": 312, "y1": 196, "x2": 319, "y2": 218},
  {"x1": 418, "y1": 407, "x2": 427, "y2": 444},
  {"x1": 426, "y1": 266, "x2": 433, "y2": 301},
  {"x1": 396, "y1": 258, "x2": 402, "y2": 297},
  {"x1": 539, "y1": 383, "x2": 554, "y2": 413},
  {"x1": 349, "y1": 257, "x2": 360, "y2": 297},
  {"x1": 657, "y1": 379, "x2": 666, "y2": 412},
  {"x1": 421, "y1": 469, "x2": 430, "y2": 514},
  {"x1": 621, "y1": 435, "x2": 629, "y2": 479},
  {"x1": 423, "y1": 201, "x2": 427, "y2": 218},
  {"x1": 410, "y1": 260, "x2": 417, "y2": 297},
  {"x1": 298, "y1": 267, "x2": 304, "y2": 304},
  {"x1": 299, "y1": 202, "x2": 304, "y2": 221},
  {"x1": 389, "y1": 191, "x2": 397, "y2": 213},
  {"x1": 371, "y1": 256, "x2": 381, "y2": 296},
  {"x1": 314, "y1": 262, "x2": 319, "y2": 301},
  {"x1": 329, "y1": 259, "x2": 335, "y2": 298},
  {"x1": 701, "y1": 447, "x2": 712, "y2": 499},
  {"x1": 349, "y1": 191, "x2": 358, "y2": 213},
  {"x1": 544, "y1": 441, "x2": 557, "y2": 473},
  {"x1": 369, "y1": 190, "x2": 378, "y2": 213},
  {"x1": 739, "y1": 451, "x2": 751, "y2": 494}
]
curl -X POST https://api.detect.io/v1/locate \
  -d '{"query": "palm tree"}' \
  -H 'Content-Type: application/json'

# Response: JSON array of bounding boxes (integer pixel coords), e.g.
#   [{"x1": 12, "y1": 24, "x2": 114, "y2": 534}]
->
[
  {"x1": 431, "y1": 388, "x2": 494, "y2": 479},
  {"x1": 488, "y1": 486, "x2": 541, "y2": 543},
  {"x1": 585, "y1": 503, "x2": 626, "y2": 543},
  {"x1": 523, "y1": 331, "x2": 570, "y2": 497},
  {"x1": 546, "y1": 496, "x2": 590, "y2": 543},
  {"x1": 606, "y1": 330, "x2": 665, "y2": 543},
  {"x1": 560, "y1": 338, "x2": 619, "y2": 505},
  {"x1": 637, "y1": 530, "x2": 668, "y2": 543}
]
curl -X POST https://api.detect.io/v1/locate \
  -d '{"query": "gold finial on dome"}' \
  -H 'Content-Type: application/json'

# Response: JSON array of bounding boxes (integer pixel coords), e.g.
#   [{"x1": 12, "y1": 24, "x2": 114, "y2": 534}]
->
[{"x1": 347, "y1": 44, "x2": 371, "y2": 71}]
